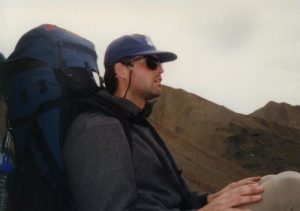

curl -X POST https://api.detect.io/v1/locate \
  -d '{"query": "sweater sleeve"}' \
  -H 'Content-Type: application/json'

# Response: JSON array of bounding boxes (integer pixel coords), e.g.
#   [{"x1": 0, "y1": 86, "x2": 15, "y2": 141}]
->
[
  {"x1": 185, "y1": 192, "x2": 208, "y2": 209},
  {"x1": 162, "y1": 192, "x2": 208, "y2": 211},
  {"x1": 63, "y1": 113, "x2": 137, "y2": 211}
]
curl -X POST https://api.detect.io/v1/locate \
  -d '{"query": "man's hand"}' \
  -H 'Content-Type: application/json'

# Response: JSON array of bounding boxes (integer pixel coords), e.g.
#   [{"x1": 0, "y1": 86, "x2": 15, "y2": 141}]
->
[
  {"x1": 198, "y1": 177, "x2": 263, "y2": 211},
  {"x1": 208, "y1": 176, "x2": 261, "y2": 202}
]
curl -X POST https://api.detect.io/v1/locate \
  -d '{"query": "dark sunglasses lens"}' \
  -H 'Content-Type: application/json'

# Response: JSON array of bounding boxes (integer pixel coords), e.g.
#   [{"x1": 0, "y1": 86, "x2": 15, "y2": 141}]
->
[{"x1": 146, "y1": 58, "x2": 159, "y2": 70}]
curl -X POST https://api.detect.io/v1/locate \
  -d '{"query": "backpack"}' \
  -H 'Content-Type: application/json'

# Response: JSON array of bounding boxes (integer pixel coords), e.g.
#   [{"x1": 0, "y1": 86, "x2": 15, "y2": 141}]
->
[{"x1": 1, "y1": 24, "x2": 101, "y2": 211}]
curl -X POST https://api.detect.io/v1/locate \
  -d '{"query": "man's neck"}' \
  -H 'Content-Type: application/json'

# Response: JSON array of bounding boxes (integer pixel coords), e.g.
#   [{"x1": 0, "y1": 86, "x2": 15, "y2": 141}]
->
[{"x1": 113, "y1": 91, "x2": 146, "y2": 109}]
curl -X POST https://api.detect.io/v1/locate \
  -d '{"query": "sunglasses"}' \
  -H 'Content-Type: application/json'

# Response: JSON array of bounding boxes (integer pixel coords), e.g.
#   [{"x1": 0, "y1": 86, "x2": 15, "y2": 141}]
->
[{"x1": 121, "y1": 56, "x2": 161, "y2": 70}]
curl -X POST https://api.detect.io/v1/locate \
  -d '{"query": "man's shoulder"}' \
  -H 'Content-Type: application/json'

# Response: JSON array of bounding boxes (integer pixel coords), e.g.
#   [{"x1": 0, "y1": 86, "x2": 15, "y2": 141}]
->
[
  {"x1": 74, "y1": 110, "x2": 121, "y2": 129},
  {"x1": 65, "y1": 110, "x2": 125, "y2": 145}
]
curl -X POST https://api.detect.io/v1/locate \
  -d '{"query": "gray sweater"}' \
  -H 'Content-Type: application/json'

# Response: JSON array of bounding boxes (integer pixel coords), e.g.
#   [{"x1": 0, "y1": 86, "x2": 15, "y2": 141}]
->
[{"x1": 64, "y1": 91, "x2": 207, "y2": 211}]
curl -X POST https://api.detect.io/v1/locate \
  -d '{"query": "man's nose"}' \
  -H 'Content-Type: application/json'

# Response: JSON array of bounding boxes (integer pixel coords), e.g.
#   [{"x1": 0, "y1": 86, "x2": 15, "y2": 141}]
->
[{"x1": 157, "y1": 65, "x2": 164, "y2": 73}]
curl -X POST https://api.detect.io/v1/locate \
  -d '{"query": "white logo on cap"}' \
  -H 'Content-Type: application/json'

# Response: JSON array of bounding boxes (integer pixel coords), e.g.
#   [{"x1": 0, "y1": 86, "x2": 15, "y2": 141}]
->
[{"x1": 144, "y1": 36, "x2": 154, "y2": 46}]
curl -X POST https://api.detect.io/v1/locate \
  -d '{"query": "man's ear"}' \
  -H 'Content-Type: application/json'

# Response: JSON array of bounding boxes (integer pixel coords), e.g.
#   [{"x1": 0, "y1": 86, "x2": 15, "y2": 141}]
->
[{"x1": 114, "y1": 62, "x2": 129, "y2": 80}]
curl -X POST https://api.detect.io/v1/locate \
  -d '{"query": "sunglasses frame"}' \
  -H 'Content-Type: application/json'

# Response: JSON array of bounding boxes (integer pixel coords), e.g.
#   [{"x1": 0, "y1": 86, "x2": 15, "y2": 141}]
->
[{"x1": 121, "y1": 55, "x2": 161, "y2": 71}]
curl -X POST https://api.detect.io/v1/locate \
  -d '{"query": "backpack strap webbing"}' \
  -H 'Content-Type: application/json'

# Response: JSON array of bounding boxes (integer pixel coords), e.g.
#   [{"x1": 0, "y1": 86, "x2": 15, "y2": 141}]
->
[{"x1": 16, "y1": 108, "x2": 72, "y2": 211}]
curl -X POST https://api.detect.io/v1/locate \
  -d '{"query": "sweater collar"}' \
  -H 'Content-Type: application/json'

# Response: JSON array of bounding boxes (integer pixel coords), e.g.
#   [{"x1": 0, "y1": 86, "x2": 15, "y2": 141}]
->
[{"x1": 97, "y1": 90, "x2": 154, "y2": 119}]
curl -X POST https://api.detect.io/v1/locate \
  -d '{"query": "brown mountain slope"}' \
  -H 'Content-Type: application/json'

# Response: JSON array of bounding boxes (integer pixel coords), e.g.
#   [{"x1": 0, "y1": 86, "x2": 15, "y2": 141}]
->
[
  {"x1": 149, "y1": 86, "x2": 300, "y2": 192},
  {"x1": 251, "y1": 101, "x2": 300, "y2": 129},
  {"x1": 150, "y1": 120, "x2": 253, "y2": 192},
  {"x1": 150, "y1": 86, "x2": 272, "y2": 154}
]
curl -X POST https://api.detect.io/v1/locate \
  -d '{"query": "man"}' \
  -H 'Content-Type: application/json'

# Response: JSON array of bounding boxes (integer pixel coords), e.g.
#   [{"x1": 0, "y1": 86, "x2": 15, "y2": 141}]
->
[{"x1": 64, "y1": 34, "x2": 300, "y2": 211}]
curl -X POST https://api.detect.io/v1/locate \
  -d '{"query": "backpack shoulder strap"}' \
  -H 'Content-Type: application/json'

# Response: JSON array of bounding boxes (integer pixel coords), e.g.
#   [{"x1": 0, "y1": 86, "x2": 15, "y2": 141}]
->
[{"x1": 117, "y1": 119, "x2": 134, "y2": 151}]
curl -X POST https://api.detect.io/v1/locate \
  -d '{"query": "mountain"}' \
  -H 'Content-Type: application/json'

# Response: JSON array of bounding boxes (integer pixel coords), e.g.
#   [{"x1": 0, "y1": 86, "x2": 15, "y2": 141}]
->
[
  {"x1": 149, "y1": 86, "x2": 300, "y2": 192},
  {"x1": 251, "y1": 101, "x2": 300, "y2": 130}
]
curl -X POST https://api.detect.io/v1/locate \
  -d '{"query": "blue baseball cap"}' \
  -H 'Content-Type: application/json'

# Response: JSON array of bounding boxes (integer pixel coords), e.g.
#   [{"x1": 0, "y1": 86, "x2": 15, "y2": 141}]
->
[{"x1": 104, "y1": 34, "x2": 177, "y2": 68}]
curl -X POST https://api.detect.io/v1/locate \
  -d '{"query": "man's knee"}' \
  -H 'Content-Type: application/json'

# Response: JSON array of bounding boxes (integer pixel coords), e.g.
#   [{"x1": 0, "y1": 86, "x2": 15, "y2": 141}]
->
[
  {"x1": 275, "y1": 171, "x2": 300, "y2": 187},
  {"x1": 261, "y1": 171, "x2": 300, "y2": 187},
  {"x1": 237, "y1": 171, "x2": 300, "y2": 211},
  {"x1": 252, "y1": 171, "x2": 300, "y2": 211},
  {"x1": 273, "y1": 171, "x2": 300, "y2": 206}
]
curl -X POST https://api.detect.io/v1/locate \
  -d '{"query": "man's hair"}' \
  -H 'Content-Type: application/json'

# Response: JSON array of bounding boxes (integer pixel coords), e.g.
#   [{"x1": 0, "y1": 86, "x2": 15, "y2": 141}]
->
[
  {"x1": 104, "y1": 64, "x2": 117, "y2": 95},
  {"x1": 104, "y1": 57, "x2": 133, "y2": 95}
]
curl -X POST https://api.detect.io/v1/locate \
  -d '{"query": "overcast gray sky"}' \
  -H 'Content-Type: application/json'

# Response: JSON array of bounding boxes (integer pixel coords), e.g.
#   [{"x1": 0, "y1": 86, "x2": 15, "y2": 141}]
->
[{"x1": 1, "y1": 0, "x2": 300, "y2": 114}]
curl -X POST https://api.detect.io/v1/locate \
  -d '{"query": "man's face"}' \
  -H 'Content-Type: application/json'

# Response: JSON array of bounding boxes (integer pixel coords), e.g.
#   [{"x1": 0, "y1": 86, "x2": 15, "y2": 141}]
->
[{"x1": 128, "y1": 56, "x2": 164, "y2": 101}]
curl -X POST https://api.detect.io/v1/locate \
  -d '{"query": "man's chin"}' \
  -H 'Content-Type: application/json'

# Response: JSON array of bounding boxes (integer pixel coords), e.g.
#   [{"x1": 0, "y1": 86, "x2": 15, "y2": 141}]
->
[{"x1": 147, "y1": 90, "x2": 161, "y2": 101}]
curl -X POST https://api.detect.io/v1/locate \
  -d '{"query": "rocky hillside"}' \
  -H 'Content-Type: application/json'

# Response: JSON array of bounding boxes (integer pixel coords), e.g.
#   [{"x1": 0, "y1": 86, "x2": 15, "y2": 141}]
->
[
  {"x1": 251, "y1": 101, "x2": 300, "y2": 130},
  {"x1": 149, "y1": 86, "x2": 300, "y2": 192}
]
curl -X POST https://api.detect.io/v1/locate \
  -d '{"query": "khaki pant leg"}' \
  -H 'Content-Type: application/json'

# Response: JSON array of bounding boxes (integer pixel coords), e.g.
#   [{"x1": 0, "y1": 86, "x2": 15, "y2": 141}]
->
[{"x1": 239, "y1": 171, "x2": 300, "y2": 211}]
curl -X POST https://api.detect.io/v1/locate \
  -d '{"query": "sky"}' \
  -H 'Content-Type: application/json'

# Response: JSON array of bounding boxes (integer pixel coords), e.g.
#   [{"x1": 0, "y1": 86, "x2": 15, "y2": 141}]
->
[{"x1": 1, "y1": 0, "x2": 300, "y2": 114}]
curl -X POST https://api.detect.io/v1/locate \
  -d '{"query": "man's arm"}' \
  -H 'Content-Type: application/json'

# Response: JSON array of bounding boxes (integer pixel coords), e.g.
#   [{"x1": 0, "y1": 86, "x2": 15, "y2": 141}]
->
[{"x1": 64, "y1": 114, "x2": 137, "y2": 211}]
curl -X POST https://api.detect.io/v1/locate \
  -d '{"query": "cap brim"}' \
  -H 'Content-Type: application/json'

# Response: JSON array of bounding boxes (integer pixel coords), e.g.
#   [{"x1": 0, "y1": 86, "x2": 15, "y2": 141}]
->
[{"x1": 130, "y1": 50, "x2": 177, "y2": 63}]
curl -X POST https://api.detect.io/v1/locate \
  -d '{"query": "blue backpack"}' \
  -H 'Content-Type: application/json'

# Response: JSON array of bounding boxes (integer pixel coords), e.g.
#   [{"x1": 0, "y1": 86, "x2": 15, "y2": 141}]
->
[{"x1": 2, "y1": 24, "x2": 101, "y2": 211}]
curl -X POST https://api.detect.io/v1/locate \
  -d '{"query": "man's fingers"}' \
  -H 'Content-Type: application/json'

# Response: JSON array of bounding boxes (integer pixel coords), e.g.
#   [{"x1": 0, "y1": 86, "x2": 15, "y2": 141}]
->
[
  {"x1": 230, "y1": 177, "x2": 261, "y2": 188},
  {"x1": 213, "y1": 193, "x2": 261, "y2": 210},
  {"x1": 226, "y1": 177, "x2": 261, "y2": 191},
  {"x1": 205, "y1": 182, "x2": 262, "y2": 210},
  {"x1": 203, "y1": 189, "x2": 260, "y2": 211},
  {"x1": 229, "y1": 183, "x2": 263, "y2": 197},
  {"x1": 239, "y1": 177, "x2": 261, "y2": 185},
  {"x1": 217, "y1": 184, "x2": 263, "y2": 208},
  {"x1": 232, "y1": 194, "x2": 262, "y2": 207},
  {"x1": 224, "y1": 187, "x2": 262, "y2": 207}
]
